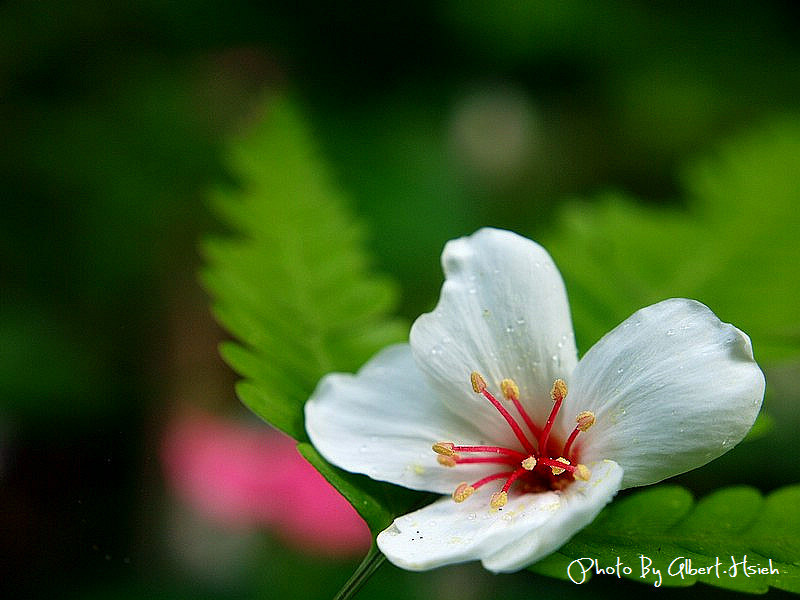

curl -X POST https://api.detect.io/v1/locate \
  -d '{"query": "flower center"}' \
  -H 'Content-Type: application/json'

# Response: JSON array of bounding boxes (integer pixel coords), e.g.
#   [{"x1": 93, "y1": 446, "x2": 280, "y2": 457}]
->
[{"x1": 433, "y1": 371, "x2": 595, "y2": 508}]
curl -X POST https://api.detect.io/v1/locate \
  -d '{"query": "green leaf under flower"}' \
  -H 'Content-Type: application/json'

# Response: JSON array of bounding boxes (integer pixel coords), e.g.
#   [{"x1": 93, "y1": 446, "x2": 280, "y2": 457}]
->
[{"x1": 530, "y1": 484, "x2": 800, "y2": 593}]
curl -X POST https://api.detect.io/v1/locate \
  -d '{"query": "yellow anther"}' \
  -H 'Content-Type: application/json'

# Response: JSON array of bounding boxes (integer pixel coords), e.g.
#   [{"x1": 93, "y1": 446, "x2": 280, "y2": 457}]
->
[
  {"x1": 470, "y1": 371, "x2": 487, "y2": 393},
  {"x1": 521, "y1": 456, "x2": 537, "y2": 471},
  {"x1": 574, "y1": 464, "x2": 591, "y2": 481},
  {"x1": 575, "y1": 411, "x2": 595, "y2": 432},
  {"x1": 437, "y1": 455, "x2": 458, "y2": 467},
  {"x1": 500, "y1": 378, "x2": 519, "y2": 401},
  {"x1": 490, "y1": 491, "x2": 508, "y2": 509},
  {"x1": 551, "y1": 379, "x2": 568, "y2": 402},
  {"x1": 453, "y1": 483, "x2": 475, "y2": 503},
  {"x1": 432, "y1": 442, "x2": 456, "y2": 456},
  {"x1": 550, "y1": 457, "x2": 570, "y2": 475}
]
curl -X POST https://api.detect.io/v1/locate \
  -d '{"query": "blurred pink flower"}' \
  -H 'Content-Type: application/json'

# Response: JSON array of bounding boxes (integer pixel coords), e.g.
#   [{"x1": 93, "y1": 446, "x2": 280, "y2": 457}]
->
[{"x1": 161, "y1": 410, "x2": 371, "y2": 556}]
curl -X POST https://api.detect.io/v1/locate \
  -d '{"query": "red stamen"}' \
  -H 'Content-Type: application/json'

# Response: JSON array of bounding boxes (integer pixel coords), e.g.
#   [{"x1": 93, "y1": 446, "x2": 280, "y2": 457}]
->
[
  {"x1": 471, "y1": 470, "x2": 514, "y2": 490},
  {"x1": 501, "y1": 466, "x2": 528, "y2": 493},
  {"x1": 562, "y1": 427, "x2": 581, "y2": 459},
  {"x1": 562, "y1": 411, "x2": 595, "y2": 459},
  {"x1": 471, "y1": 372, "x2": 537, "y2": 455},
  {"x1": 451, "y1": 444, "x2": 526, "y2": 459},
  {"x1": 538, "y1": 379, "x2": 566, "y2": 455},
  {"x1": 454, "y1": 456, "x2": 518, "y2": 466},
  {"x1": 501, "y1": 379, "x2": 542, "y2": 440}
]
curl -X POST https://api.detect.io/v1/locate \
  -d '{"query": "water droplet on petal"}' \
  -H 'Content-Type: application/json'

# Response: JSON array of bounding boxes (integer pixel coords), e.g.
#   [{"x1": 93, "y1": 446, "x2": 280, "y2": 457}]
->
[
  {"x1": 616, "y1": 367, "x2": 624, "y2": 374},
  {"x1": 505, "y1": 325, "x2": 515, "y2": 333},
  {"x1": 359, "y1": 445, "x2": 369, "y2": 453},
  {"x1": 666, "y1": 329, "x2": 675, "y2": 336},
  {"x1": 516, "y1": 317, "x2": 526, "y2": 325},
  {"x1": 467, "y1": 513, "x2": 477, "y2": 521},
  {"x1": 431, "y1": 345, "x2": 444, "y2": 356}
]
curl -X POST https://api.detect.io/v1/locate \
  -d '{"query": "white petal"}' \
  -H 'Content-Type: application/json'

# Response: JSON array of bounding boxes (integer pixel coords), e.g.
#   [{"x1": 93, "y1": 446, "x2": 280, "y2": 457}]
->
[
  {"x1": 481, "y1": 460, "x2": 623, "y2": 572},
  {"x1": 377, "y1": 460, "x2": 623, "y2": 572},
  {"x1": 410, "y1": 228, "x2": 578, "y2": 444},
  {"x1": 566, "y1": 299, "x2": 765, "y2": 488},
  {"x1": 305, "y1": 344, "x2": 498, "y2": 494}
]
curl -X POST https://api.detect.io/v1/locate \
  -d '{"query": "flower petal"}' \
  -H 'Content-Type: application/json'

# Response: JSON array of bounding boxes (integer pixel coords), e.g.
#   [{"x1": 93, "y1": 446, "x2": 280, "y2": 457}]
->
[
  {"x1": 377, "y1": 459, "x2": 623, "y2": 572},
  {"x1": 410, "y1": 228, "x2": 579, "y2": 443},
  {"x1": 305, "y1": 344, "x2": 496, "y2": 494},
  {"x1": 566, "y1": 298, "x2": 765, "y2": 488}
]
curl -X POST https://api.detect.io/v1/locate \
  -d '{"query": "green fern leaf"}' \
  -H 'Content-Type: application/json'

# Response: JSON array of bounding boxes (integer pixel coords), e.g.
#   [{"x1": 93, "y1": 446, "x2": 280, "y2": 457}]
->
[
  {"x1": 201, "y1": 97, "x2": 408, "y2": 442},
  {"x1": 546, "y1": 118, "x2": 800, "y2": 363}
]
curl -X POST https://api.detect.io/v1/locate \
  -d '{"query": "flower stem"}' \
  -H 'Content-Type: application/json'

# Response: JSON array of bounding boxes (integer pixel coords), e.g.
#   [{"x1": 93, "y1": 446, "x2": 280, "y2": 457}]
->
[{"x1": 333, "y1": 542, "x2": 386, "y2": 600}]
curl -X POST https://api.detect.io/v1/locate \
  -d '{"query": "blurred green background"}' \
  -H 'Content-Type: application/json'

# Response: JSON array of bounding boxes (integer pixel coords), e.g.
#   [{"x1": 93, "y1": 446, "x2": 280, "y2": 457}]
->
[{"x1": 2, "y1": 1, "x2": 799, "y2": 598}]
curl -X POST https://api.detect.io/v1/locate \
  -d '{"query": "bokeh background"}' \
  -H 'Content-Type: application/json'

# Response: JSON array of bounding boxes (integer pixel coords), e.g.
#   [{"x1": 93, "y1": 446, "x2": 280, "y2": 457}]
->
[{"x1": 3, "y1": 1, "x2": 799, "y2": 598}]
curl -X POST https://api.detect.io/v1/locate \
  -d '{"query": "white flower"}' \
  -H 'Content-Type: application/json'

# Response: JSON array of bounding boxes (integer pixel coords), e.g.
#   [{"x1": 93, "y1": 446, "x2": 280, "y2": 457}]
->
[{"x1": 304, "y1": 228, "x2": 765, "y2": 572}]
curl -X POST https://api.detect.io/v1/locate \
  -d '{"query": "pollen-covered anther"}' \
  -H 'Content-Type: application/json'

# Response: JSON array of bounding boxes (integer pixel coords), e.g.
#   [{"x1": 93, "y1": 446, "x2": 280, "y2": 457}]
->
[
  {"x1": 575, "y1": 411, "x2": 595, "y2": 432},
  {"x1": 490, "y1": 491, "x2": 508, "y2": 509},
  {"x1": 521, "y1": 456, "x2": 537, "y2": 471},
  {"x1": 432, "y1": 442, "x2": 456, "y2": 456},
  {"x1": 574, "y1": 464, "x2": 591, "y2": 481},
  {"x1": 470, "y1": 371, "x2": 487, "y2": 393},
  {"x1": 551, "y1": 378, "x2": 568, "y2": 402},
  {"x1": 437, "y1": 455, "x2": 458, "y2": 468},
  {"x1": 453, "y1": 482, "x2": 475, "y2": 503},
  {"x1": 562, "y1": 410, "x2": 595, "y2": 458},
  {"x1": 550, "y1": 457, "x2": 571, "y2": 476},
  {"x1": 500, "y1": 378, "x2": 519, "y2": 402}
]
